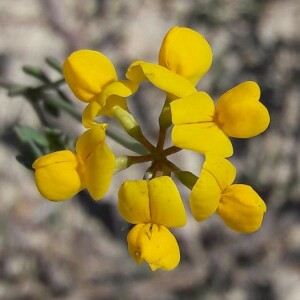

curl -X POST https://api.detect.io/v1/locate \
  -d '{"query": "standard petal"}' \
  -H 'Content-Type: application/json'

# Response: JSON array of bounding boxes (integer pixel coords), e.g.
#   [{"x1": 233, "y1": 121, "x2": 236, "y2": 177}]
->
[
  {"x1": 84, "y1": 143, "x2": 115, "y2": 200},
  {"x1": 171, "y1": 123, "x2": 233, "y2": 157},
  {"x1": 63, "y1": 50, "x2": 117, "y2": 102},
  {"x1": 215, "y1": 81, "x2": 270, "y2": 138},
  {"x1": 118, "y1": 180, "x2": 151, "y2": 224},
  {"x1": 32, "y1": 150, "x2": 83, "y2": 201},
  {"x1": 148, "y1": 176, "x2": 186, "y2": 227},
  {"x1": 127, "y1": 224, "x2": 180, "y2": 271},
  {"x1": 170, "y1": 92, "x2": 215, "y2": 125},
  {"x1": 76, "y1": 124, "x2": 107, "y2": 162},
  {"x1": 159, "y1": 26, "x2": 213, "y2": 85},
  {"x1": 217, "y1": 184, "x2": 267, "y2": 233},
  {"x1": 189, "y1": 169, "x2": 221, "y2": 221},
  {"x1": 203, "y1": 155, "x2": 236, "y2": 190},
  {"x1": 126, "y1": 61, "x2": 197, "y2": 98}
]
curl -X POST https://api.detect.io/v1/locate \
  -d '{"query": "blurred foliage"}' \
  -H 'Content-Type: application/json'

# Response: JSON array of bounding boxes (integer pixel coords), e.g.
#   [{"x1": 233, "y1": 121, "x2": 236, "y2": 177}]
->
[{"x1": 0, "y1": 57, "x2": 79, "y2": 169}]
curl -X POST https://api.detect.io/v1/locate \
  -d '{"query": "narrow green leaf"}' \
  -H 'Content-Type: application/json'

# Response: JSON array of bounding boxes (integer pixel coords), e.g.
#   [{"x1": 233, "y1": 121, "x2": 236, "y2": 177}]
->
[
  {"x1": 45, "y1": 57, "x2": 63, "y2": 74},
  {"x1": 22, "y1": 65, "x2": 50, "y2": 83},
  {"x1": 14, "y1": 126, "x2": 48, "y2": 146}
]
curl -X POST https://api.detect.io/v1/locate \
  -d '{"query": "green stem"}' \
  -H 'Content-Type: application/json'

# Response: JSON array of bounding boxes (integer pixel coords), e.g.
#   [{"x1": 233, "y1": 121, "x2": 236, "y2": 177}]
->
[
  {"x1": 156, "y1": 128, "x2": 166, "y2": 151},
  {"x1": 162, "y1": 146, "x2": 182, "y2": 157},
  {"x1": 112, "y1": 105, "x2": 155, "y2": 152},
  {"x1": 163, "y1": 158, "x2": 181, "y2": 173},
  {"x1": 156, "y1": 99, "x2": 172, "y2": 151},
  {"x1": 36, "y1": 79, "x2": 65, "y2": 91},
  {"x1": 127, "y1": 154, "x2": 153, "y2": 165},
  {"x1": 106, "y1": 128, "x2": 147, "y2": 155},
  {"x1": 163, "y1": 158, "x2": 198, "y2": 189},
  {"x1": 174, "y1": 171, "x2": 198, "y2": 190}
]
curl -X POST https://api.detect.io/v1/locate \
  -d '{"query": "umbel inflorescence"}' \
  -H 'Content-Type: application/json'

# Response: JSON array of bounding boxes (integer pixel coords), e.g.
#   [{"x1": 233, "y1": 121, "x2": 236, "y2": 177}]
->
[{"x1": 32, "y1": 26, "x2": 270, "y2": 271}]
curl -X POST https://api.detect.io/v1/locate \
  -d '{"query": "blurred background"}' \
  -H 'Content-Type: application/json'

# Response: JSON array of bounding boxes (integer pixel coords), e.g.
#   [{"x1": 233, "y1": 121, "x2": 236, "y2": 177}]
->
[{"x1": 1, "y1": 0, "x2": 300, "y2": 299}]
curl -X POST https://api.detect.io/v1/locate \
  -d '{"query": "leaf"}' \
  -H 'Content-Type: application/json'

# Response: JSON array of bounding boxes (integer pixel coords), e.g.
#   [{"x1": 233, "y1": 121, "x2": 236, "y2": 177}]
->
[
  {"x1": 22, "y1": 65, "x2": 50, "y2": 83},
  {"x1": 45, "y1": 57, "x2": 63, "y2": 74},
  {"x1": 14, "y1": 126, "x2": 48, "y2": 146}
]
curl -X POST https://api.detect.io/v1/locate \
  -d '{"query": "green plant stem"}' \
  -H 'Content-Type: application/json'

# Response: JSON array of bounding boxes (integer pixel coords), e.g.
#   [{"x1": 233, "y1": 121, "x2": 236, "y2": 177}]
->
[
  {"x1": 156, "y1": 128, "x2": 166, "y2": 151},
  {"x1": 112, "y1": 105, "x2": 155, "y2": 153},
  {"x1": 106, "y1": 128, "x2": 147, "y2": 155},
  {"x1": 128, "y1": 154, "x2": 154, "y2": 165},
  {"x1": 163, "y1": 158, "x2": 181, "y2": 173},
  {"x1": 157, "y1": 100, "x2": 172, "y2": 151},
  {"x1": 36, "y1": 79, "x2": 65, "y2": 91},
  {"x1": 162, "y1": 146, "x2": 182, "y2": 156}
]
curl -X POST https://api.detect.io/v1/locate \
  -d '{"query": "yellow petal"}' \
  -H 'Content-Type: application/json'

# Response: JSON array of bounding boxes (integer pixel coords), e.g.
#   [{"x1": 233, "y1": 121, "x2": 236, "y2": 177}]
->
[
  {"x1": 118, "y1": 180, "x2": 151, "y2": 224},
  {"x1": 203, "y1": 155, "x2": 236, "y2": 190},
  {"x1": 98, "y1": 96, "x2": 128, "y2": 118},
  {"x1": 82, "y1": 96, "x2": 128, "y2": 128},
  {"x1": 82, "y1": 80, "x2": 138, "y2": 127},
  {"x1": 171, "y1": 123, "x2": 233, "y2": 157},
  {"x1": 149, "y1": 176, "x2": 186, "y2": 227},
  {"x1": 75, "y1": 124, "x2": 107, "y2": 162},
  {"x1": 63, "y1": 50, "x2": 117, "y2": 102},
  {"x1": 84, "y1": 143, "x2": 115, "y2": 200},
  {"x1": 217, "y1": 184, "x2": 267, "y2": 233},
  {"x1": 82, "y1": 101, "x2": 102, "y2": 128},
  {"x1": 126, "y1": 61, "x2": 197, "y2": 98},
  {"x1": 127, "y1": 224, "x2": 180, "y2": 271},
  {"x1": 217, "y1": 81, "x2": 261, "y2": 105},
  {"x1": 189, "y1": 169, "x2": 221, "y2": 221},
  {"x1": 215, "y1": 81, "x2": 270, "y2": 138},
  {"x1": 159, "y1": 26, "x2": 213, "y2": 85},
  {"x1": 170, "y1": 92, "x2": 215, "y2": 125},
  {"x1": 97, "y1": 80, "x2": 138, "y2": 107},
  {"x1": 32, "y1": 150, "x2": 83, "y2": 201},
  {"x1": 127, "y1": 223, "x2": 145, "y2": 265}
]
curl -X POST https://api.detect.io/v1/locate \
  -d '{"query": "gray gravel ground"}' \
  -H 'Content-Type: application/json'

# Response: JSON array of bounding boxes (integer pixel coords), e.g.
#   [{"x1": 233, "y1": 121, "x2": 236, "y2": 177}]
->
[{"x1": 1, "y1": 1, "x2": 300, "y2": 299}]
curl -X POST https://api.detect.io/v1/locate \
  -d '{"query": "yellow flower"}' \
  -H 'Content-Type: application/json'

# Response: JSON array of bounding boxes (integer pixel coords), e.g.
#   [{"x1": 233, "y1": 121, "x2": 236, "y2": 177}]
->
[
  {"x1": 63, "y1": 49, "x2": 138, "y2": 127},
  {"x1": 159, "y1": 26, "x2": 213, "y2": 85},
  {"x1": 118, "y1": 176, "x2": 186, "y2": 270},
  {"x1": 171, "y1": 81, "x2": 270, "y2": 157},
  {"x1": 127, "y1": 223, "x2": 180, "y2": 271},
  {"x1": 63, "y1": 50, "x2": 117, "y2": 103},
  {"x1": 32, "y1": 124, "x2": 115, "y2": 201},
  {"x1": 126, "y1": 26, "x2": 212, "y2": 100},
  {"x1": 32, "y1": 150, "x2": 84, "y2": 201},
  {"x1": 189, "y1": 155, "x2": 267, "y2": 233}
]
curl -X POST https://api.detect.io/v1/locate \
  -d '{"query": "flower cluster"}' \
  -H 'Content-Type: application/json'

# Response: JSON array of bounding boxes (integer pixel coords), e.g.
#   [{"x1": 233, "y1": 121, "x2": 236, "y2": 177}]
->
[{"x1": 32, "y1": 26, "x2": 270, "y2": 271}]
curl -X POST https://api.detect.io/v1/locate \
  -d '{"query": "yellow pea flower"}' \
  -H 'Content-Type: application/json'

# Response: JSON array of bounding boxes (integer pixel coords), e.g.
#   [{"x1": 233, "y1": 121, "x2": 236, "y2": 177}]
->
[
  {"x1": 63, "y1": 50, "x2": 138, "y2": 127},
  {"x1": 127, "y1": 223, "x2": 181, "y2": 271},
  {"x1": 118, "y1": 176, "x2": 186, "y2": 270},
  {"x1": 33, "y1": 124, "x2": 115, "y2": 201},
  {"x1": 32, "y1": 150, "x2": 84, "y2": 201},
  {"x1": 126, "y1": 26, "x2": 213, "y2": 100},
  {"x1": 190, "y1": 155, "x2": 267, "y2": 233},
  {"x1": 215, "y1": 81, "x2": 270, "y2": 138},
  {"x1": 63, "y1": 50, "x2": 117, "y2": 103},
  {"x1": 171, "y1": 81, "x2": 270, "y2": 157},
  {"x1": 218, "y1": 184, "x2": 267, "y2": 233},
  {"x1": 159, "y1": 26, "x2": 213, "y2": 85}
]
